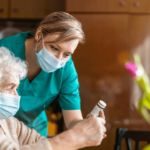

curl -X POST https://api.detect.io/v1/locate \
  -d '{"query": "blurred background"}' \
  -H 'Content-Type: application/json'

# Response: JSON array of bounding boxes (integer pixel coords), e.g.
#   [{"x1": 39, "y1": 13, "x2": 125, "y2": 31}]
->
[{"x1": 1, "y1": 0, "x2": 150, "y2": 149}]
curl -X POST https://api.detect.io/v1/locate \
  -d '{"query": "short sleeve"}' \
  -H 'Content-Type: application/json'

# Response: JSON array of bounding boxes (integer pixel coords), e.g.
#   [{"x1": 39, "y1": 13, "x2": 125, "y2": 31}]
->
[{"x1": 58, "y1": 59, "x2": 81, "y2": 110}]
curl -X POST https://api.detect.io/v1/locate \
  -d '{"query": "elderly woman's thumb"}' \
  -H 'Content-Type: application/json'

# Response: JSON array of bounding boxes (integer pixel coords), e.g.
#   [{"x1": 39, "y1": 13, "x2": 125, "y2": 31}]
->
[{"x1": 99, "y1": 110, "x2": 105, "y2": 119}]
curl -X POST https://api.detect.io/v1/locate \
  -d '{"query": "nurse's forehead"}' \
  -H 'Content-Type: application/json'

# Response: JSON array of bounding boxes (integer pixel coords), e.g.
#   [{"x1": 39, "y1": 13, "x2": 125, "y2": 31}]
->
[
  {"x1": 58, "y1": 39, "x2": 79, "y2": 52},
  {"x1": 44, "y1": 34, "x2": 79, "y2": 45},
  {"x1": 44, "y1": 34, "x2": 60, "y2": 41},
  {"x1": 44, "y1": 34, "x2": 79, "y2": 52}
]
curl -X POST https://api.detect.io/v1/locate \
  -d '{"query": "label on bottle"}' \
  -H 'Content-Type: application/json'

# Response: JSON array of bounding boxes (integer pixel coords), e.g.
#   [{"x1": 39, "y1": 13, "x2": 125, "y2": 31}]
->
[{"x1": 90, "y1": 105, "x2": 103, "y2": 117}]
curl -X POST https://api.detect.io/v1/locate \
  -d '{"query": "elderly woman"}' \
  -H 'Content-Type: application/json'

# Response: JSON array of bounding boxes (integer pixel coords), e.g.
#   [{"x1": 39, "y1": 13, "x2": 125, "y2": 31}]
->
[
  {"x1": 0, "y1": 47, "x2": 106, "y2": 150},
  {"x1": 0, "y1": 47, "x2": 52, "y2": 150}
]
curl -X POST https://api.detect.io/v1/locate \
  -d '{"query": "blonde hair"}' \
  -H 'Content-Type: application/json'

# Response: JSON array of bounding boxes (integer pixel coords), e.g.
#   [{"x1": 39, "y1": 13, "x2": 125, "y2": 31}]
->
[{"x1": 37, "y1": 12, "x2": 85, "y2": 43}]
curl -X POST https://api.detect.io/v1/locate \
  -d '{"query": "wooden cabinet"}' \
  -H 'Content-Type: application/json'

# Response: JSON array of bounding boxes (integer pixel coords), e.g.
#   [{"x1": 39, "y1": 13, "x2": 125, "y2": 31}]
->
[
  {"x1": 10, "y1": 0, "x2": 51, "y2": 19},
  {"x1": 0, "y1": 0, "x2": 9, "y2": 19},
  {"x1": 66, "y1": 0, "x2": 150, "y2": 13},
  {"x1": 72, "y1": 14, "x2": 129, "y2": 76},
  {"x1": 1, "y1": 0, "x2": 150, "y2": 19},
  {"x1": 129, "y1": 15, "x2": 150, "y2": 52},
  {"x1": 0, "y1": 0, "x2": 51, "y2": 19},
  {"x1": 66, "y1": 0, "x2": 129, "y2": 12},
  {"x1": 130, "y1": 0, "x2": 150, "y2": 13}
]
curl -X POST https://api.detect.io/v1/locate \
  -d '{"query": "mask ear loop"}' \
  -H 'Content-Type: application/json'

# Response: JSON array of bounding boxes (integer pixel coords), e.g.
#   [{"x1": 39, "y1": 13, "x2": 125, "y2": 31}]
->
[
  {"x1": 35, "y1": 34, "x2": 44, "y2": 53},
  {"x1": 42, "y1": 34, "x2": 44, "y2": 47},
  {"x1": 35, "y1": 42, "x2": 38, "y2": 53}
]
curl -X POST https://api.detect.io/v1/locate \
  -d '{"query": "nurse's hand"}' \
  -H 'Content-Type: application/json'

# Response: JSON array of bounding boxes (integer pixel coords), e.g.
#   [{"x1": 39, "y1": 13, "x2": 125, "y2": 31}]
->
[{"x1": 71, "y1": 113, "x2": 106, "y2": 149}]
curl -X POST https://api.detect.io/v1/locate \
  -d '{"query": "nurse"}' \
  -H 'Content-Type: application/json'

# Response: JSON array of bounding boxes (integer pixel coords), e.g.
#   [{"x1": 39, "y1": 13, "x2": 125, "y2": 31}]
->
[{"x1": 0, "y1": 11, "x2": 106, "y2": 140}]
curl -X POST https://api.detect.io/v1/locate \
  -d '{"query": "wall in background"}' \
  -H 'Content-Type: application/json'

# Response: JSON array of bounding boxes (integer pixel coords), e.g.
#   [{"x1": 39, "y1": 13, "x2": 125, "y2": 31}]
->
[{"x1": 66, "y1": 1, "x2": 150, "y2": 150}]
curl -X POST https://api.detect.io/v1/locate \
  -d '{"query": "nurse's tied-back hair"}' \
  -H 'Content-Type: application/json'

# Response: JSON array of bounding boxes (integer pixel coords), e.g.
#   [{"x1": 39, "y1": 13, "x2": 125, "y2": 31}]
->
[
  {"x1": 37, "y1": 11, "x2": 85, "y2": 43},
  {"x1": 0, "y1": 47, "x2": 28, "y2": 85}
]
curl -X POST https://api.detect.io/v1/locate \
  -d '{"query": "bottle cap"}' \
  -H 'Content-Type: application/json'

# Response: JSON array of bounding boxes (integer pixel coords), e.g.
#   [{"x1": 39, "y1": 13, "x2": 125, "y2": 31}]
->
[{"x1": 98, "y1": 100, "x2": 107, "y2": 109}]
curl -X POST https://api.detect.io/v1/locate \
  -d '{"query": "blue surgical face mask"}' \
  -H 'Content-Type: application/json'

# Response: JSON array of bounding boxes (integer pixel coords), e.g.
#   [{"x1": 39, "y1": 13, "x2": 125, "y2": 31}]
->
[
  {"x1": 35, "y1": 35, "x2": 67, "y2": 73},
  {"x1": 0, "y1": 93, "x2": 20, "y2": 120}
]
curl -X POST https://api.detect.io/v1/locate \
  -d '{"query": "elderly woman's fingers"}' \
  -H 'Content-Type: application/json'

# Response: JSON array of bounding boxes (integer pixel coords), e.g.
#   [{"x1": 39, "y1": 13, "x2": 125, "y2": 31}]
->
[
  {"x1": 86, "y1": 114, "x2": 92, "y2": 119},
  {"x1": 103, "y1": 134, "x2": 107, "y2": 138},
  {"x1": 99, "y1": 123, "x2": 106, "y2": 133},
  {"x1": 98, "y1": 125, "x2": 107, "y2": 139},
  {"x1": 97, "y1": 117, "x2": 106, "y2": 126},
  {"x1": 102, "y1": 125, "x2": 106, "y2": 133},
  {"x1": 99, "y1": 110, "x2": 105, "y2": 120}
]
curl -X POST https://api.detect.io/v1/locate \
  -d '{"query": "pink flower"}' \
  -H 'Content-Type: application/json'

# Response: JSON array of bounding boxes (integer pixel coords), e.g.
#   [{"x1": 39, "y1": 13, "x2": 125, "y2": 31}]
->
[{"x1": 125, "y1": 62, "x2": 138, "y2": 77}]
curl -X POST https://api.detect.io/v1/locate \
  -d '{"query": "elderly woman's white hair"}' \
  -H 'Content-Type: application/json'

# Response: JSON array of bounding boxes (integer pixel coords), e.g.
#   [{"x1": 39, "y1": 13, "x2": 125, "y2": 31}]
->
[{"x1": 0, "y1": 47, "x2": 28, "y2": 85}]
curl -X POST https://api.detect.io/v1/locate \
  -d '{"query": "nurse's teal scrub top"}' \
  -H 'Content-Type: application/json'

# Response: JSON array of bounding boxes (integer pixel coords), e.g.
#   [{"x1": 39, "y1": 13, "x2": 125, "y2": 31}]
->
[{"x1": 0, "y1": 31, "x2": 81, "y2": 137}]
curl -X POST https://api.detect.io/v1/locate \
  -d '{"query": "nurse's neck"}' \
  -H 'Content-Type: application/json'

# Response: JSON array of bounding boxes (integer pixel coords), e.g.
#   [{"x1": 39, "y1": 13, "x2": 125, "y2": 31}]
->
[
  {"x1": 25, "y1": 38, "x2": 40, "y2": 69},
  {"x1": 25, "y1": 38, "x2": 42, "y2": 83}
]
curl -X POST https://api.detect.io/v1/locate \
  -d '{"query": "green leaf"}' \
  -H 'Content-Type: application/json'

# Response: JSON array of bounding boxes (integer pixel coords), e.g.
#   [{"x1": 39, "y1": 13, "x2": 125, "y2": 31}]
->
[
  {"x1": 143, "y1": 145, "x2": 150, "y2": 150},
  {"x1": 138, "y1": 95, "x2": 150, "y2": 124},
  {"x1": 134, "y1": 54, "x2": 142, "y2": 68}
]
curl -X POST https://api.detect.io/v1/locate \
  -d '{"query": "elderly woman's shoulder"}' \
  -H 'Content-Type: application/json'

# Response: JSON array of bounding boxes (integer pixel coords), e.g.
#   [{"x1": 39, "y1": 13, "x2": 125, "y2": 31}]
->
[
  {"x1": 0, "y1": 117, "x2": 18, "y2": 133},
  {"x1": 2, "y1": 117, "x2": 22, "y2": 129},
  {"x1": 1, "y1": 117, "x2": 25, "y2": 135},
  {"x1": 3, "y1": 117, "x2": 19, "y2": 125}
]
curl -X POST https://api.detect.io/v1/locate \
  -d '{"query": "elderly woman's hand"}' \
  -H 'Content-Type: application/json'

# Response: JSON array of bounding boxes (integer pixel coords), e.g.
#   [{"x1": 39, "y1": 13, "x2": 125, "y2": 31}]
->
[
  {"x1": 71, "y1": 114, "x2": 106, "y2": 149},
  {"x1": 86, "y1": 109, "x2": 106, "y2": 137},
  {"x1": 99, "y1": 110, "x2": 105, "y2": 119},
  {"x1": 49, "y1": 114, "x2": 106, "y2": 150}
]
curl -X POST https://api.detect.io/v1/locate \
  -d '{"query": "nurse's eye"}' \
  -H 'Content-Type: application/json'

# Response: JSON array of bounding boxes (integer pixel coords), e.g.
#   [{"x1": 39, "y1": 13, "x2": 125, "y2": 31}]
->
[
  {"x1": 51, "y1": 45, "x2": 58, "y2": 51},
  {"x1": 63, "y1": 53, "x2": 70, "y2": 57}
]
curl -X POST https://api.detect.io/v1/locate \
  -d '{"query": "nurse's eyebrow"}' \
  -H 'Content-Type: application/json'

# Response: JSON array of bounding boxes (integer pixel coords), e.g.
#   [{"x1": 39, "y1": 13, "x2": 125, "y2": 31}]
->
[
  {"x1": 46, "y1": 41, "x2": 62, "y2": 50},
  {"x1": 56, "y1": 44, "x2": 61, "y2": 49}
]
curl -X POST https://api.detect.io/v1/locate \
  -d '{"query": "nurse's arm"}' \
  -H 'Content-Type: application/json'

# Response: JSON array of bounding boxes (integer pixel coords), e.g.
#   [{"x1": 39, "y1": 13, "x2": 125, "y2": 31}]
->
[{"x1": 62, "y1": 109, "x2": 83, "y2": 129}]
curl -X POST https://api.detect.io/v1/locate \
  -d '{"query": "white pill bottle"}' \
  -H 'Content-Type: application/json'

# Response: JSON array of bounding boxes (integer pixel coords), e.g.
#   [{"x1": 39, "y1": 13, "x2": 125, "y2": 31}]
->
[{"x1": 87, "y1": 100, "x2": 107, "y2": 117}]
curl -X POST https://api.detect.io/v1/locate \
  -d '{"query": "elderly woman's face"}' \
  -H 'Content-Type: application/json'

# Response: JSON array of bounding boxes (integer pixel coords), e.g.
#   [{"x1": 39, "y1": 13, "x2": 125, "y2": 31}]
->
[{"x1": 0, "y1": 73, "x2": 20, "y2": 96}]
